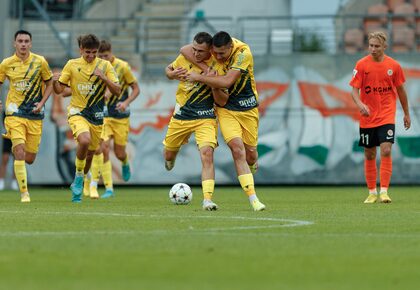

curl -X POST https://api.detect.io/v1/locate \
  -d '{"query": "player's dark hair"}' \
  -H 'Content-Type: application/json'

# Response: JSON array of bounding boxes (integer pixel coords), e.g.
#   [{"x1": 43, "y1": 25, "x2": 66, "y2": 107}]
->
[
  {"x1": 77, "y1": 35, "x2": 82, "y2": 48},
  {"x1": 78, "y1": 34, "x2": 100, "y2": 49},
  {"x1": 14, "y1": 30, "x2": 32, "y2": 40},
  {"x1": 98, "y1": 40, "x2": 112, "y2": 53},
  {"x1": 212, "y1": 31, "x2": 232, "y2": 48},
  {"x1": 193, "y1": 32, "x2": 212, "y2": 47}
]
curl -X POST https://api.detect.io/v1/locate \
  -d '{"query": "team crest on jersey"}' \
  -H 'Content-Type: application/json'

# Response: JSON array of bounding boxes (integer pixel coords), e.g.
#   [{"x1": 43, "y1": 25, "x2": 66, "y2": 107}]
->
[
  {"x1": 236, "y1": 53, "x2": 245, "y2": 66},
  {"x1": 387, "y1": 69, "x2": 393, "y2": 76},
  {"x1": 387, "y1": 129, "x2": 394, "y2": 136},
  {"x1": 352, "y1": 69, "x2": 358, "y2": 77}
]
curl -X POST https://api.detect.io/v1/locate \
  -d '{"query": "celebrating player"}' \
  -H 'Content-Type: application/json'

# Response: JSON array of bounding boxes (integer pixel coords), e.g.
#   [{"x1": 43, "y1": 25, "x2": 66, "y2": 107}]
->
[
  {"x1": 0, "y1": 30, "x2": 53, "y2": 202},
  {"x1": 53, "y1": 34, "x2": 120, "y2": 202},
  {"x1": 164, "y1": 32, "x2": 227, "y2": 211},
  {"x1": 183, "y1": 31, "x2": 265, "y2": 211},
  {"x1": 88, "y1": 40, "x2": 140, "y2": 199}
]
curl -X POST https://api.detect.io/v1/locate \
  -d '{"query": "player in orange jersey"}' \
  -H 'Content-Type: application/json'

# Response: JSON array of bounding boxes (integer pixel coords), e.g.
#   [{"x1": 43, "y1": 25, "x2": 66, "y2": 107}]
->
[{"x1": 349, "y1": 31, "x2": 411, "y2": 204}]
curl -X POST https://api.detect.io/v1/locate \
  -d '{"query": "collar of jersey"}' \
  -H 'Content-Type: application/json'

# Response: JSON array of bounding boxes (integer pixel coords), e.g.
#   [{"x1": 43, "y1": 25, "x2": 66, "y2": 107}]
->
[{"x1": 13, "y1": 52, "x2": 32, "y2": 63}]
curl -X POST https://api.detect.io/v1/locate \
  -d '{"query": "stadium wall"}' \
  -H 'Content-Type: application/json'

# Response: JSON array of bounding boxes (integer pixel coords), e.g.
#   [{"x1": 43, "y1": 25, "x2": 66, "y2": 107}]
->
[{"x1": 15, "y1": 53, "x2": 420, "y2": 186}]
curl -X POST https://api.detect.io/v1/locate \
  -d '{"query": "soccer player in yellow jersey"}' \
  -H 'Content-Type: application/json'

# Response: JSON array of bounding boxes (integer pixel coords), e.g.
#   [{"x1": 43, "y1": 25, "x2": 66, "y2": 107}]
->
[
  {"x1": 86, "y1": 40, "x2": 140, "y2": 199},
  {"x1": 184, "y1": 31, "x2": 265, "y2": 211},
  {"x1": 0, "y1": 30, "x2": 53, "y2": 202},
  {"x1": 53, "y1": 34, "x2": 120, "y2": 203},
  {"x1": 164, "y1": 32, "x2": 228, "y2": 211}
]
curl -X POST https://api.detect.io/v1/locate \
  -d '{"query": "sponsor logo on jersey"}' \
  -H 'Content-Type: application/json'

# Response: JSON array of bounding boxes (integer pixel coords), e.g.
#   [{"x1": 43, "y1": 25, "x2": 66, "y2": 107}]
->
[
  {"x1": 239, "y1": 96, "x2": 257, "y2": 108},
  {"x1": 14, "y1": 80, "x2": 31, "y2": 92},
  {"x1": 364, "y1": 86, "x2": 392, "y2": 94},
  {"x1": 77, "y1": 82, "x2": 98, "y2": 95}
]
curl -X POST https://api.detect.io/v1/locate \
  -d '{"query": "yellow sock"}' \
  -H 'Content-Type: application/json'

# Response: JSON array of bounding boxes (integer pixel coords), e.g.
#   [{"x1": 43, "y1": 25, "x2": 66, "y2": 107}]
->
[
  {"x1": 102, "y1": 160, "x2": 113, "y2": 189},
  {"x1": 14, "y1": 160, "x2": 28, "y2": 193},
  {"x1": 75, "y1": 157, "x2": 86, "y2": 175},
  {"x1": 238, "y1": 173, "x2": 256, "y2": 197},
  {"x1": 91, "y1": 153, "x2": 104, "y2": 182},
  {"x1": 122, "y1": 154, "x2": 129, "y2": 165},
  {"x1": 202, "y1": 179, "x2": 215, "y2": 200}
]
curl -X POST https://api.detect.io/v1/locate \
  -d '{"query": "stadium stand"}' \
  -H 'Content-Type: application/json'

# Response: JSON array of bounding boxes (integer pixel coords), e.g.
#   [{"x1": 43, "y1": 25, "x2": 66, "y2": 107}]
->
[
  {"x1": 414, "y1": 0, "x2": 420, "y2": 11},
  {"x1": 363, "y1": 3, "x2": 389, "y2": 32},
  {"x1": 344, "y1": 28, "x2": 364, "y2": 53},
  {"x1": 391, "y1": 2, "x2": 415, "y2": 27},
  {"x1": 387, "y1": 0, "x2": 406, "y2": 12},
  {"x1": 391, "y1": 25, "x2": 415, "y2": 52}
]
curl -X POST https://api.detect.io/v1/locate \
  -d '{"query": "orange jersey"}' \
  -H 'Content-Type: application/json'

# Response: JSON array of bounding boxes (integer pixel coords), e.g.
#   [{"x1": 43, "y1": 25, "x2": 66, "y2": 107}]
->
[{"x1": 349, "y1": 55, "x2": 405, "y2": 128}]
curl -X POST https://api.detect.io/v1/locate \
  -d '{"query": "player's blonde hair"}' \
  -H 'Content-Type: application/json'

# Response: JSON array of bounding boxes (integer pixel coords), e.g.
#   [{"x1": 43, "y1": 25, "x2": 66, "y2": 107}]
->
[{"x1": 368, "y1": 31, "x2": 387, "y2": 46}]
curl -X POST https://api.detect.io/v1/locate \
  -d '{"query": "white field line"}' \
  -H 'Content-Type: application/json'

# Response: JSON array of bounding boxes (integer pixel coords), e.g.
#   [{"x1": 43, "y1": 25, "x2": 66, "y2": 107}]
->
[{"x1": 0, "y1": 210, "x2": 313, "y2": 236}]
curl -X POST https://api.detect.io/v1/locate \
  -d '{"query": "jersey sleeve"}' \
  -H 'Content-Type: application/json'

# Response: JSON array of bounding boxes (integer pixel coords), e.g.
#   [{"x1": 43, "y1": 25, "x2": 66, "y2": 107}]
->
[
  {"x1": 40, "y1": 57, "x2": 53, "y2": 81},
  {"x1": 170, "y1": 55, "x2": 184, "y2": 69},
  {"x1": 349, "y1": 61, "x2": 363, "y2": 89},
  {"x1": 105, "y1": 62, "x2": 119, "y2": 84},
  {"x1": 393, "y1": 63, "x2": 405, "y2": 88},
  {"x1": 0, "y1": 62, "x2": 5, "y2": 83},
  {"x1": 230, "y1": 47, "x2": 252, "y2": 72},
  {"x1": 59, "y1": 61, "x2": 72, "y2": 86},
  {"x1": 122, "y1": 62, "x2": 137, "y2": 85}
]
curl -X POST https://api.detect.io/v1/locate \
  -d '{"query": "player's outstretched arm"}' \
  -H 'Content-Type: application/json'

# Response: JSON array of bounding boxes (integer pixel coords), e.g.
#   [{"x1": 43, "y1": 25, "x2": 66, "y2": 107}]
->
[
  {"x1": 396, "y1": 85, "x2": 411, "y2": 130},
  {"x1": 187, "y1": 68, "x2": 240, "y2": 89}
]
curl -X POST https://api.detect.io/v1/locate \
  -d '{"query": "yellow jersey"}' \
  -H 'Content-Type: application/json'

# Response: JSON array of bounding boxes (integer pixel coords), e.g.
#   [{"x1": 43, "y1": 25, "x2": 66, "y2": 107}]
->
[
  {"x1": 59, "y1": 56, "x2": 118, "y2": 125},
  {"x1": 0, "y1": 52, "x2": 52, "y2": 120},
  {"x1": 171, "y1": 54, "x2": 224, "y2": 120},
  {"x1": 222, "y1": 38, "x2": 258, "y2": 112},
  {"x1": 105, "y1": 57, "x2": 137, "y2": 119}
]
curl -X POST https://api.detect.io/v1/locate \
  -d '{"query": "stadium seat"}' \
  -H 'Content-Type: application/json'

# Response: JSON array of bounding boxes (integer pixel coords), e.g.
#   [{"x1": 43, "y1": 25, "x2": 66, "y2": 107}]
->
[
  {"x1": 363, "y1": 4, "x2": 389, "y2": 36},
  {"x1": 391, "y1": 3, "x2": 415, "y2": 27},
  {"x1": 387, "y1": 0, "x2": 406, "y2": 12},
  {"x1": 416, "y1": 17, "x2": 420, "y2": 36},
  {"x1": 344, "y1": 28, "x2": 364, "y2": 53},
  {"x1": 414, "y1": 0, "x2": 420, "y2": 11},
  {"x1": 391, "y1": 25, "x2": 415, "y2": 52},
  {"x1": 366, "y1": 3, "x2": 389, "y2": 25}
]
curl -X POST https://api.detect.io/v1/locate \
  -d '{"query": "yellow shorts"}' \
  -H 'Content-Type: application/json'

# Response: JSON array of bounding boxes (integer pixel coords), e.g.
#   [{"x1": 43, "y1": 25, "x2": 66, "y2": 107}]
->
[
  {"x1": 101, "y1": 117, "x2": 130, "y2": 146},
  {"x1": 68, "y1": 115, "x2": 103, "y2": 151},
  {"x1": 3, "y1": 116, "x2": 42, "y2": 153},
  {"x1": 216, "y1": 107, "x2": 259, "y2": 147},
  {"x1": 163, "y1": 117, "x2": 218, "y2": 151}
]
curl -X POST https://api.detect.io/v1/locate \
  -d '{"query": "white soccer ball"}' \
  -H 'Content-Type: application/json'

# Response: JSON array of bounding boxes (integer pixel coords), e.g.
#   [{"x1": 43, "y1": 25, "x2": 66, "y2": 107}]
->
[{"x1": 169, "y1": 183, "x2": 193, "y2": 205}]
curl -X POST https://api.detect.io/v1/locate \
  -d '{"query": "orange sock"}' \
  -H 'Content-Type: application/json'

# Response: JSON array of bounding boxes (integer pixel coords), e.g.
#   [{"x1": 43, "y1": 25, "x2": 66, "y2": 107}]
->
[
  {"x1": 364, "y1": 158, "x2": 377, "y2": 190},
  {"x1": 380, "y1": 156, "x2": 392, "y2": 189}
]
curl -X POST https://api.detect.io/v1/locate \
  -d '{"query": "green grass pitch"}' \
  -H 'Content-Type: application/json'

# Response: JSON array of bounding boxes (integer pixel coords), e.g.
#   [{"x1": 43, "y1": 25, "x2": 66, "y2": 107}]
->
[{"x1": 1, "y1": 186, "x2": 419, "y2": 290}]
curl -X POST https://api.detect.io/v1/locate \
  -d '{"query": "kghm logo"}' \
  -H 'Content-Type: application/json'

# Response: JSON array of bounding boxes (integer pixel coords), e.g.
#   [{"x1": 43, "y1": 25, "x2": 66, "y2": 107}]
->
[{"x1": 364, "y1": 86, "x2": 392, "y2": 94}]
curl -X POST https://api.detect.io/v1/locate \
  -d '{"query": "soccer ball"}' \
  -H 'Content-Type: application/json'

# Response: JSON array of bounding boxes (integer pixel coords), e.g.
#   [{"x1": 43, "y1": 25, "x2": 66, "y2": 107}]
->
[{"x1": 169, "y1": 183, "x2": 192, "y2": 205}]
